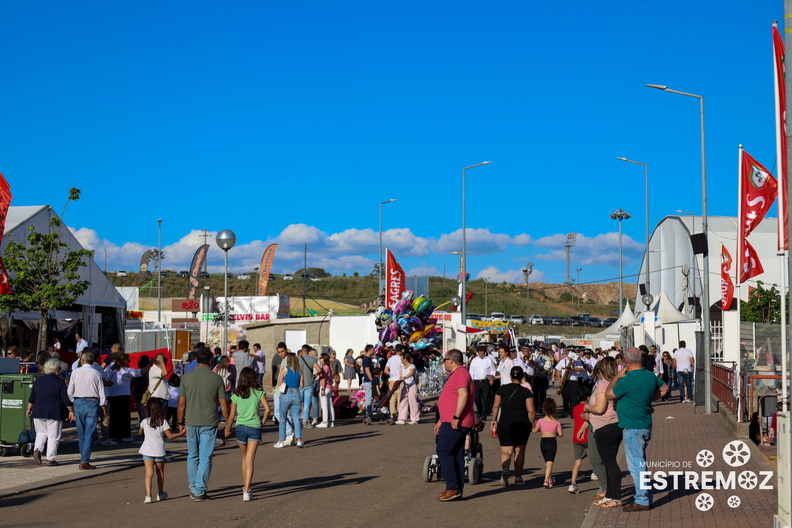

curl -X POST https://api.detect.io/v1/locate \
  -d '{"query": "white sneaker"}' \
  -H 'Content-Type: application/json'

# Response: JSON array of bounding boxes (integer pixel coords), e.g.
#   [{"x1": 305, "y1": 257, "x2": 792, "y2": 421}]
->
[
  {"x1": 144, "y1": 496, "x2": 152, "y2": 504},
  {"x1": 156, "y1": 491, "x2": 168, "y2": 501},
  {"x1": 310, "y1": 419, "x2": 318, "y2": 426},
  {"x1": 99, "y1": 439, "x2": 117, "y2": 446},
  {"x1": 242, "y1": 489, "x2": 251, "y2": 502},
  {"x1": 394, "y1": 420, "x2": 406, "y2": 425},
  {"x1": 316, "y1": 422, "x2": 329, "y2": 428},
  {"x1": 406, "y1": 420, "x2": 418, "y2": 425},
  {"x1": 296, "y1": 440, "x2": 305, "y2": 448},
  {"x1": 329, "y1": 422, "x2": 334, "y2": 427},
  {"x1": 273, "y1": 441, "x2": 285, "y2": 448},
  {"x1": 590, "y1": 473, "x2": 599, "y2": 481}
]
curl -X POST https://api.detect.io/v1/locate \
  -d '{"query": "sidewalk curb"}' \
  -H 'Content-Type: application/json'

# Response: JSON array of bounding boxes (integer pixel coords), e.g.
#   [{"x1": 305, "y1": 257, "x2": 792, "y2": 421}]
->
[{"x1": 579, "y1": 503, "x2": 600, "y2": 528}]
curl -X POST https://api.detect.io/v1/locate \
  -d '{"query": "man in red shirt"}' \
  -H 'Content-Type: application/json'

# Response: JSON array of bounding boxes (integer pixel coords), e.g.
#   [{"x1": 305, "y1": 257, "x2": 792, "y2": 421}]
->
[{"x1": 434, "y1": 349, "x2": 476, "y2": 501}]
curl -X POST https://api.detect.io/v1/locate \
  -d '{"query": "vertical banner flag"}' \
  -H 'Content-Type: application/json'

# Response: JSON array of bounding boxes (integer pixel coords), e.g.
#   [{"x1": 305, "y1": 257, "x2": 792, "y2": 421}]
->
[
  {"x1": 186, "y1": 244, "x2": 209, "y2": 299},
  {"x1": 0, "y1": 173, "x2": 12, "y2": 295},
  {"x1": 256, "y1": 244, "x2": 278, "y2": 296},
  {"x1": 385, "y1": 248, "x2": 405, "y2": 309},
  {"x1": 773, "y1": 22, "x2": 788, "y2": 250},
  {"x1": 738, "y1": 150, "x2": 777, "y2": 283},
  {"x1": 721, "y1": 244, "x2": 735, "y2": 310}
]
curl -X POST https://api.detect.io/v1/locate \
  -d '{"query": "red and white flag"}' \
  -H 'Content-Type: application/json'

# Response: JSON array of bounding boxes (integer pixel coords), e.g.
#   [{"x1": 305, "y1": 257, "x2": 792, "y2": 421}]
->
[
  {"x1": 739, "y1": 239, "x2": 765, "y2": 284},
  {"x1": 385, "y1": 249, "x2": 405, "y2": 309},
  {"x1": 773, "y1": 23, "x2": 788, "y2": 250},
  {"x1": 0, "y1": 173, "x2": 12, "y2": 295},
  {"x1": 737, "y1": 149, "x2": 777, "y2": 284},
  {"x1": 721, "y1": 244, "x2": 734, "y2": 310}
]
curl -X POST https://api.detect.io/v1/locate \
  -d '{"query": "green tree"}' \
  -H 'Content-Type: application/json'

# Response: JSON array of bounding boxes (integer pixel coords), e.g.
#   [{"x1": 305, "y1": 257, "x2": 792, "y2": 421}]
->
[
  {"x1": 0, "y1": 189, "x2": 92, "y2": 351},
  {"x1": 741, "y1": 281, "x2": 788, "y2": 324}
]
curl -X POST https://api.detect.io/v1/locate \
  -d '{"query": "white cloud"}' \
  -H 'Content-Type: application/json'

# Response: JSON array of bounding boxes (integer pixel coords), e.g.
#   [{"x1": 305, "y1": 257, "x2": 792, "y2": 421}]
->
[
  {"x1": 405, "y1": 266, "x2": 441, "y2": 276},
  {"x1": 532, "y1": 232, "x2": 642, "y2": 266},
  {"x1": 476, "y1": 266, "x2": 538, "y2": 284},
  {"x1": 435, "y1": 228, "x2": 530, "y2": 255}
]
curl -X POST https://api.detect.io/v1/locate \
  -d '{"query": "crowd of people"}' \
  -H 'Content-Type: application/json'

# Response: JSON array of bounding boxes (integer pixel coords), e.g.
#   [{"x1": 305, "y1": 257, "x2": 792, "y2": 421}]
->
[
  {"x1": 16, "y1": 336, "x2": 690, "y2": 508},
  {"x1": 433, "y1": 341, "x2": 672, "y2": 513}
]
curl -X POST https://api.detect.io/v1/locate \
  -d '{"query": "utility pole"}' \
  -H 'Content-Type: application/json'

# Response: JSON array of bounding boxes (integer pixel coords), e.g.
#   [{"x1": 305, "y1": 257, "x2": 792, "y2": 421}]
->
[
  {"x1": 303, "y1": 243, "x2": 308, "y2": 317},
  {"x1": 201, "y1": 228, "x2": 210, "y2": 272},
  {"x1": 576, "y1": 268, "x2": 582, "y2": 310},
  {"x1": 521, "y1": 264, "x2": 533, "y2": 322},
  {"x1": 482, "y1": 277, "x2": 489, "y2": 315},
  {"x1": 103, "y1": 248, "x2": 107, "y2": 273}
]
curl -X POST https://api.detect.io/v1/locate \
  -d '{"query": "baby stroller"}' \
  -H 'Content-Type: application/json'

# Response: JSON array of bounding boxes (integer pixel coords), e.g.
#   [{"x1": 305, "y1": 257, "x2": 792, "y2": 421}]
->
[
  {"x1": 423, "y1": 419, "x2": 484, "y2": 484},
  {"x1": 362, "y1": 380, "x2": 402, "y2": 425}
]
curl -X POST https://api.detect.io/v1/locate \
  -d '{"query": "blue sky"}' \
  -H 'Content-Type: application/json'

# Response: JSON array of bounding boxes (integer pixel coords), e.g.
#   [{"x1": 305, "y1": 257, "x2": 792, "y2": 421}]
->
[{"x1": 0, "y1": 1, "x2": 785, "y2": 286}]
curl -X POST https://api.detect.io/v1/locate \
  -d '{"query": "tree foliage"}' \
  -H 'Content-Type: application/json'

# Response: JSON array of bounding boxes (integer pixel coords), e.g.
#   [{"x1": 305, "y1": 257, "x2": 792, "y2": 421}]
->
[
  {"x1": 0, "y1": 189, "x2": 92, "y2": 350},
  {"x1": 741, "y1": 281, "x2": 788, "y2": 324}
]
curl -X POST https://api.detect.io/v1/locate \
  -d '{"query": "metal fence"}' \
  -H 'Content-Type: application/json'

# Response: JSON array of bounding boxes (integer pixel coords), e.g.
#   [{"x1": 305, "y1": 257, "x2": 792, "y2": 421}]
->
[{"x1": 740, "y1": 321, "x2": 787, "y2": 372}]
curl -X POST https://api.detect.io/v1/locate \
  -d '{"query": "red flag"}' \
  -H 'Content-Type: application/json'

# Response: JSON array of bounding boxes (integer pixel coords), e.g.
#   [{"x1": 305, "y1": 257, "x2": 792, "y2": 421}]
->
[
  {"x1": 256, "y1": 244, "x2": 278, "y2": 296},
  {"x1": 385, "y1": 249, "x2": 405, "y2": 309},
  {"x1": 739, "y1": 239, "x2": 765, "y2": 284},
  {"x1": 773, "y1": 23, "x2": 788, "y2": 250},
  {"x1": 721, "y1": 245, "x2": 734, "y2": 310},
  {"x1": 0, "y1": 173, "x2": 12, "y2": 294}
]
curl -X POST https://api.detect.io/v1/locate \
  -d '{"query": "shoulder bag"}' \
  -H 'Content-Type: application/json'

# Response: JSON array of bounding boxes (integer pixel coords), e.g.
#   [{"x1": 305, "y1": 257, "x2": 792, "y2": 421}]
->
[{"x1": 141, "y1": 377, "x2": 163, "y2": 406}]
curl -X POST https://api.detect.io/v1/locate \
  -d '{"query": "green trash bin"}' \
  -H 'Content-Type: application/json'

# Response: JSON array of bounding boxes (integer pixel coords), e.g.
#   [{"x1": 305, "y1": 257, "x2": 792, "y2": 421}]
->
[{"x1": 0, "y1": 373, "x2": 37, "y2": 457}]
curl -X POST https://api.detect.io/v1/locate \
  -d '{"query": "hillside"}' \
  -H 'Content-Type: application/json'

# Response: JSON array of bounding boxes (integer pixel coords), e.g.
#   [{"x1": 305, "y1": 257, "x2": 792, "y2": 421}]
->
[{"x1": 111, "y1": 272, "x2": 636, "y2": 318}]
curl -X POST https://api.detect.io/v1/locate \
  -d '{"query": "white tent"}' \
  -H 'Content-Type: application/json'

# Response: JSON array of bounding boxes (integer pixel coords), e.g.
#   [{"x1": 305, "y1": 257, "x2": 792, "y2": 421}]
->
[
  {"x1": 2, "y1": 205, "x2": 127, "y2": 350},
  {"x1": 593, "y1": 300, "x2": 635, "y2": 338}
]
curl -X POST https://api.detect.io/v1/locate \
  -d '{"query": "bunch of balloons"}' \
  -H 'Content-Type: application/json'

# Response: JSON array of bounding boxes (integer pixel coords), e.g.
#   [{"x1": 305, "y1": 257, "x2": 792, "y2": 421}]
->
[{"x1": 375, "y1": 290, "x2": 438, "y2": 350}]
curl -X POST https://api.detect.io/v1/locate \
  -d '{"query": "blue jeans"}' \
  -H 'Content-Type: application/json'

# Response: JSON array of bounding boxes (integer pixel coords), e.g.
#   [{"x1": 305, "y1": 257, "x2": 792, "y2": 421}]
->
[
  {"x1": 74, "y1": 399, "x2": 99, "y2": 463},
  {"x1": 186, "y1": 425, "x2": 217, "y2": 496},
  {"x1": 274, "y1": 392, "x2": 294, "y2": 436},
  {"x1": 362, "y1": 381, "x2": 372, "y2": 414},
  {"x1": 300, "y1": 383, "x2": 317, "y2": 423},
  {"x1": 623, "y1": 428, "x2": 652, "y2": 506},
  {"x1": 437, "y1": 422, "x2": 470, "y2": 492},
  {"x1": 677, "y1": 371, "x2": 693, "y2": 401},
  {"x1": 279, "y1": 390, "x2": 302, "y2": 441}
]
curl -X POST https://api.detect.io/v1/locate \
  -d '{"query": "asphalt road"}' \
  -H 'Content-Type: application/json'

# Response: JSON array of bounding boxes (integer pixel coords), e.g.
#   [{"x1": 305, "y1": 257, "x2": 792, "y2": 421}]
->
[{"x1": 0, "y1": 407, "x2": 598, "y2": 528}]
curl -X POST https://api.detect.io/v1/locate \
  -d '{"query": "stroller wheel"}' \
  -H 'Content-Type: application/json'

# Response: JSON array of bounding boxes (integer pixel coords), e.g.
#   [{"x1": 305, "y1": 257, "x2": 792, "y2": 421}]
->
[
  {"x1": 385, "y1": 419, "x2": 394, "y2": 425},
  {"x1": 470, "y1": 459, "x2": 483, "y2": 484},
  {"x1": 362, "y1": 418, "x2": 371, "y2": 426},
  {"x1": 20, "y1": 443, "x2": 34, "y2": 458},
  {"x1": 423, "y1": 455, "x2": 433, "y2": 482},
  {"x1": 0, "y1": 446, "x2": 9, "y2": 457}
]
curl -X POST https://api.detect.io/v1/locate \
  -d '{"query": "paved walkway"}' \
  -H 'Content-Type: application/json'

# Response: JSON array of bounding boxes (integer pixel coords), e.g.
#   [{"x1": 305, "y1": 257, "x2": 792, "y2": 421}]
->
[{"x1": 582, "y1": 399, "x2": 778, "y2": 528}]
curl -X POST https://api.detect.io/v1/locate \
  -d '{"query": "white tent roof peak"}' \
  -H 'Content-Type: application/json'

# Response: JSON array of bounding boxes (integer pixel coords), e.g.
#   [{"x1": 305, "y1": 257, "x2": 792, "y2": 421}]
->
[{"x1": 593, "y1": 300, "x2": 634, "y2": 337}]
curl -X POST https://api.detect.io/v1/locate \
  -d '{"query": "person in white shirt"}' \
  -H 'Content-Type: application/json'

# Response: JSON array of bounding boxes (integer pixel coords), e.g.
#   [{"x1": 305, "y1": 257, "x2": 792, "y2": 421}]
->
[
  {"x1": 384, "y1": 345, "x2": 405, "y2": 419},
  {"x1": 104, "y1": 350, "x2": 142, "y2": 442},
  {"x1": 495, "y1": 345, "x2": 514, "y2": 395},
  {"x1": 75, "y1": 333, "x2": 87, "y2": 355},
  {"x1": 67, "y1": 350, "x2": 107, "y2": 469},
  {"x1": 673, "y1": 341, "x2": 695, "y2": 402},
  {"x1": 252, "y1": 343, "x2": 266, "y2": 387},
  {"x1": 469, "y1": 344, "x2": 497, "y2": 418}
]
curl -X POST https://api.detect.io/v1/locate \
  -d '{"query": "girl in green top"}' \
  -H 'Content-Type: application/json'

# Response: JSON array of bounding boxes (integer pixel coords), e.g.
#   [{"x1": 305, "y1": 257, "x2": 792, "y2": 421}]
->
[{"x1": 224, "y1": 367, "x2": 271, "y2": 501}]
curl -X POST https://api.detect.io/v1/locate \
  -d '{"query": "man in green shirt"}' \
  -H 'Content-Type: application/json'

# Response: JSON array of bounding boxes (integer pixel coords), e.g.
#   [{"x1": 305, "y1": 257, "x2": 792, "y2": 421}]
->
[
  {"x1": 606, "y1": 346, "x2": 667, "y2": 512},
  {"x1": 178, "y1": 347, "x2": 229, "y2": 502}
]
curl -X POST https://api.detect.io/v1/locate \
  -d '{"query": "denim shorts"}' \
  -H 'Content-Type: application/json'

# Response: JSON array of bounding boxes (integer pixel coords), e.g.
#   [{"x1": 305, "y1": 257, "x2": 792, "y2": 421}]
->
[
  {"x1": 235, "y1": 424, "x2": 262, "y2": 444},
  {"x1": 142, "y1": 455, "x2": 165, "y2": 462}
]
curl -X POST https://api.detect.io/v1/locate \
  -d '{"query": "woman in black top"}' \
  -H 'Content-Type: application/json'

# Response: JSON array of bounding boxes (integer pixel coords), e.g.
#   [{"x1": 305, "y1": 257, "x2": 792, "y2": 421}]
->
[{"x1": 491, "y1": 366, "x2": 537, "y2": 487}]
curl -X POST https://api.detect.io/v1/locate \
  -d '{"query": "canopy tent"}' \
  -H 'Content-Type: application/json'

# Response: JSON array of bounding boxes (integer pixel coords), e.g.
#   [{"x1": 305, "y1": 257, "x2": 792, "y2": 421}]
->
[
  {"x1": 2, "y1": 205, "x2": 126, "y2": 352},
  {"x1": 593, "y1": 300, "x2": 635, "y2": 338}
]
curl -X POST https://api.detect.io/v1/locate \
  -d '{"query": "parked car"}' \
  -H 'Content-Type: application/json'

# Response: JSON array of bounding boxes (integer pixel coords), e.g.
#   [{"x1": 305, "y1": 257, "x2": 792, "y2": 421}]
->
[
  {"x1": 610, "y1": 309, "x2": 621, "y2": 316},
  {"x1": 178, "y1": 270, "x2": 190, "y2": 278},
  {"x1": 583, "y1": 317, "x2": 603, "y2": 327},
  {"x1": 116, "y1": 270, "x2": 127, "y2": 277},
  {"x1": 199, "y1": 272, "x2": 210, "y2": 279},
  {"x1": 466, "y1": 313, "x2": 482, "y2": 321},
  {"x1": 490, "y1": 312, "x2": 507, "y2": 322},
  {"x1": 508, "y1": 315, "x2": 525, "y2": 324},
  {"x1": 529, "y1": 315, "x2": 544, "y2": 325},
  {"x1": 283, "y1": 274, "x2": 294, "y2": 280},
  {"x1": 568, "y1": 316, "x2": 584, "y2": 326},
  {"x1": 604, "y1": 318, "x2": 618, "y2": 326},
  {"x1": 159, "y1": 271, "x2": 170, "y2": 278},
  {"x1": 237, "y1": 274, "x2": 251, "y2": 280}
]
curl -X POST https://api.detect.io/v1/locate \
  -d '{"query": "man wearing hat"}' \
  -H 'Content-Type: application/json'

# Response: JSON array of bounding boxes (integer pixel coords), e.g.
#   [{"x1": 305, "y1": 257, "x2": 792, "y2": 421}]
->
[{"x1": 468, "y1": 343, "x2": 496, "y2": 418}]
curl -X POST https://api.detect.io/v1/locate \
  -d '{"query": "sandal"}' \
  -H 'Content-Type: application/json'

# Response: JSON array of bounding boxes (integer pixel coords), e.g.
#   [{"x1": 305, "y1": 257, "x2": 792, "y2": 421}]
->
[
  {"x1": 592, "y1": 490, "x2": 607, "y2": 500},
  {"x1": 598, "y1": 498, "x2": 623, "y2": 509}
]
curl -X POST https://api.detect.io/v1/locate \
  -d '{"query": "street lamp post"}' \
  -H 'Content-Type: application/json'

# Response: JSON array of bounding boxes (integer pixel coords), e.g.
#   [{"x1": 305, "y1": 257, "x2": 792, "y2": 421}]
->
[
  {"x1": 576, "y1": 268, "x2": 582, "y2": 310},
  {"x1": 216, "y1": 229, "x2": 236, "y2": 354},
  {"x1": 610, "y1": 209, "x2": 631, "y2": 313},
  {"x1": 157, "y1": 219, "x2": 162, "y2": 324},
  {"x1": 379, "y1": 199, "x2": 397, "y2": 298},
  {"x1": 521, "y1": 263, "x2": 533, "y2": 322},
  {"x1": 647, "y1": 83, "x2": 711, "y2": 414},
  {"x1": 462, "y1": 161, "x2": 492, "y2": 341},
  {"x1": 617, "y1": 157, "x2": 650, "y2": 299}
]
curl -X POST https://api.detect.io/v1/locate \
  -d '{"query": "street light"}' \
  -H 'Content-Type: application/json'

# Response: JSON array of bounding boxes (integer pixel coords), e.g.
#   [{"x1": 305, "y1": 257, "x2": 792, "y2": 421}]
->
[
  {"x1": 462, "y1": 161, "x2": 492, "y2": 340},
  {"x1": 576, "y1": 268, "x2": 583, "y2": 310},
  {"x1": 521, "y1": 264, "x2": 533, "y2": 322},
  {"x1": 216, "y1": 229, "x2": 236, "y2": 354},
  {"x1": 379, "y1": 199, "x2": 397, "y2": 298},
  {"x1": 157, "y1": 219, "x2": 162, "y2": 324},
  {"x1": 647, "y1": 83, "x2": 711, "y2": 414},
  {"x1": 617, "y1": 157, "x2": 651, "y2": 299},
  {"x1": 610, "y1": 209, "x2": 631, "y2": 314},
  {"x1": 448, "y1": 250, "x2": 463, "y2": 312}
]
